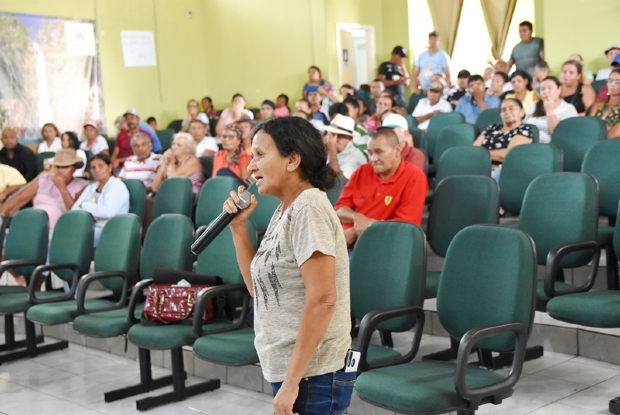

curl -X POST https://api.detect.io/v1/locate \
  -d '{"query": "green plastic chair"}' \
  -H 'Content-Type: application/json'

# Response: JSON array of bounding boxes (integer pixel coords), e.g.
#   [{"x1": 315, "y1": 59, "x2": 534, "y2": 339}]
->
[
  {"x1": 200, "y1": 155, "x2": 214, "y2": 180},
  {"x1": 430, "y1": 124, "x2": 478, "y2": 176},
  {"x1": 156, "y1": 128, "x2": 174, "y2": 152},
  {"x1": 122, "y1": 179, "x2": 147, "y2": 224},
  {"x1": 355, "y1": 225, "x2": 537, "y2": 414},
  {"x1": 516, "y1": 173, "x2": 600, "y2": 310},
  {"x1": 73, "y1": 214, "x2": 194, "y2": 405},
  {"x1": 151, "y1": 177, "x2": 193, "y2": 221},
  {"x1": 107, "y1": 138, "x2": 115, "y2": 155},
  {"x1": 592, "y1": 79, "x2": 607, "y2": 95},
  {"x1": 351, "y1": 221, "x2": 426, "y2": 371},
  {"x1": 582, "y1": 140, "x2": 620, "y2": 290},
  {"x1": 407, "y1": 92, "x2": 426, "y2": 114},
  {"x1": 166, "y1": 119, "x2": 183, "y2": 133},
  {"x1": 247, "y1": 182, "x2": 279, "y2": 240},
  {"x1": 0, "y1": 210, "x2": 93, "y2": 363},
  {"x1": 327, "y1": 176, "x2": 348, "y2": 207},
  {"x1": 403, "y1": 113, "x2": 418, "y2": 131},
  {"x1": 194, "y1": 176, "x2": 240, "y2": 228},
  {"x1": 499, "y1": 144, "x2": 563, "y2": 216},
  {"x1": 525, "y1": 123, "x2": 540, "y2": 143},
  {"x1": 426, "y1": 112, "x2": 465, "y2": 161},
  {"x1": 551, "y1": 116, "x2": 607, "y2": 172},
  {"x1": 36, "y1": 152, "x2": 55, "y2": 173},
  {"x1": 474, "y1": 108, "x2": 502, "y2": 133}
]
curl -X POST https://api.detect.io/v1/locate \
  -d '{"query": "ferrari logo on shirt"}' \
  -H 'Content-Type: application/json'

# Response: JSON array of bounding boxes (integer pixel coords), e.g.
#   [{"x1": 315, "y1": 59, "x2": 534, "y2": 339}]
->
[{"x1": 384, "y1": 196, "x2": 393, "y2": 206}]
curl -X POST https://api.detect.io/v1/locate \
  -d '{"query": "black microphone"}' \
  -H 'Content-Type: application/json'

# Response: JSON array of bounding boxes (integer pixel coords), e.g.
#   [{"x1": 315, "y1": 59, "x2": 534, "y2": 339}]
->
[{"x1": 191, "y1": 191, "x2": 252, "y2": 255}]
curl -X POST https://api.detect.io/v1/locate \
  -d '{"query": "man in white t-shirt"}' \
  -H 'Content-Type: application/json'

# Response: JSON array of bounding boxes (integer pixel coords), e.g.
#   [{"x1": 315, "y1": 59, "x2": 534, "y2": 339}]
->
[
  {"x1": 80, "y1": 120, "x2": 109, "y2": 155},
  {"x1": 412, "y1": 82, "x2": 453, "y2": 130},
  {"x1": 189, "y1": 113, "x2": 218, "y2": 157},
  {"x1": 118, "y1": 132, "x2": 162, "y2": 193}
]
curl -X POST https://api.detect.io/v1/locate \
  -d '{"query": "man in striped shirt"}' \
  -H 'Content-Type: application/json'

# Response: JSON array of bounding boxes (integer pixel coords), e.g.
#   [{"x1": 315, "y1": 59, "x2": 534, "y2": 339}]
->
[{"x1": 118, "y1": 132, "x2": 162, "y2": 193}]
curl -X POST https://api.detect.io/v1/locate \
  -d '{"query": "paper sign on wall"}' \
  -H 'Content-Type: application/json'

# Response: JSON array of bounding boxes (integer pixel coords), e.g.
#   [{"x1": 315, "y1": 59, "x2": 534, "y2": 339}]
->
[
  {"x1": 120, "y1": 30, "x2": 157, "y2": 67},
  {"x1": 65, "y1": 21, "x2": 96, "y2": 56}
]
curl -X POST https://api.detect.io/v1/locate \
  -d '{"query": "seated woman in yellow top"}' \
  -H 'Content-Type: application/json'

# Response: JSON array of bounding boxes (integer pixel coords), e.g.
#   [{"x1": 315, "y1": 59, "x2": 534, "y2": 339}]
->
[{"x1": 505, "y1": 70, "x2": 540, "y2": 109}]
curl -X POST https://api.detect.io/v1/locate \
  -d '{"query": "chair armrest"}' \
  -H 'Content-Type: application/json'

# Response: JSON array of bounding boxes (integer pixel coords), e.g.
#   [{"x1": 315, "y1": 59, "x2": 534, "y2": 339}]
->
[
  {"x1": 127, "y1": 279, "x2": 153, "y2": 324},
  {"x1": 0, "y1": 259, "x2": 45, "y2": 276},
  {"x1": 76, "y1": 270, "x2": 129, "y2": 315},
  {"x1": 193, "y1": 283, "x2": 251, "y2": 337},
  {"x1": 28, "y1": 263, "x2": 81, "y2": 304},
  {"x1": 454, "y1": 322, "x2": 527, "y2": 411},
  {"x1": 544, "y1": 240, "x2": 601, "y2": 299},
  {"x1": 355, "y1": 305, "x2": 425, "y2": 373}
]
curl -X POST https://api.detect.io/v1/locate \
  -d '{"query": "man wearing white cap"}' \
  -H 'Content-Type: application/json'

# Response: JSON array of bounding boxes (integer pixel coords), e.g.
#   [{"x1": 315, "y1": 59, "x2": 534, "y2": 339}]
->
[
  {"x1": 189, "y1": 113, "x2": 219, "y2": 156},
  {"x1": 412, "y1": 82, "x2": 453, "y2": 130},
  {"x1": 112, "y1": 108, "x2": 151, "y2": 170},
  {"x1": 323, "y1": 114, "x2": 367, "y2": 179},
  {"x1": 80, "y1": 120, "x2": 109, "y2": 156},
  {"x1": 380, "y1": 114, "x2": 426, "y2": 173}
]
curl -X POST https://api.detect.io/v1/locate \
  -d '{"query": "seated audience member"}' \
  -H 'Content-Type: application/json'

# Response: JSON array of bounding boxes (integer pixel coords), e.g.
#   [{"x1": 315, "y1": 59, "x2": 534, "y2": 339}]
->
[
  {"x1": 212, "y1": 125, "x2": 251, "y2": 185},
  {"x1": 296, "y1": 98, "x2": 325, "y2": 131},
  {"x1": 80, "y1": 120, "x2": 109, "y2": 156},
  {"x1": 307, "y1": 90, "x2": 330, "y2": 125},
  {"x1": 215, "y1": 93, "x2": 254, "y2": 136},
  {"x1": 368, "y1": 78, "x2": 385, "y2": 116},
  {"x1": 328, "y1": 102, "x2": 349, "y2": 121},
  {"x1": 113, "y1": 108, "x2": 155, "y2": 169},
  {"x1": 274, "y1": 94, "x2": 290, "y2": 117},
  {"x1": 259, "y1": 100, "x2": 276, "y2": 120},
  {"x1": 236, "y1": 116, "x2": 257, "y2": 156},
  {"x1": 201, "y1": 96, "x2": 218, "y2": 119},
  {"x1": 72, "y1": 154, "x2": 129, "y2": 247},
  {"x1": 180, "y1": 99, "x2": 206, "y2": 133},
  {"x1": 455, "y1": 75, "x2": 501, "y2": 124},
  {"x1": 505, "y1": 70, "x2": 540, "y2": 108},
  {"x1": 343, "y1": 97, "x2": 370, "y2": 136},
  {"x1": 37, "y1": 123, "x2": 62, "y2": 154},
  {"x1": 2, "y1": 149, "x2": 88, "y2": 227},
  {"x1": 323, "y1": 114, "x2": 367, "y2": 179},
  {"x1": 533, "y1": 61, "x2": 550, "y2": 91},
  {"x1": 380, "y1": 113, "x2": 425, "y2": 173},
  {"x1": 118, "y1": 132, "x2": 163, "y2": 193},
  {"x1": 59, "y1": 132, "x2": 87, "y2": 177},
  {"x1": 136, "y1": 118, "x2": 161, "y2": 153},
  {"x1": 589, "y1": 68, "x2": 620, "y2": 139},
  {"x1": 292, "y1": 110, "x2": 310, "y2": 120},
  {"x1": 569, "y1": 54, "x2": 595, "y2": 86},
  {"x1": 303, "y1": 65, "x2": 339, "y2": 103},
  {"x1": 447, "y1": 70, "x2": 471, "y2": 107},
  {"x1": 189, "y1": 113, "x2": 218, "y2": 156},
  {"x1": 0, "y1": 127, "x2": 37, "y2": 182},
  {"x1": 356, "y1": 97, "x2": 369, "y2": 122},
  {"x1": 430, "y1": 74, "x2": 450, "y2": 97},
  {"x1": 152, "y1": 133, "x2": 205, "y2": 196},
  {"x1": 483, "y1": 67, "x2": 494, "y2": 85},
  {"x1": 597, "y1": 44, "x2": 620, "y2": 80},
  {"x1": 363, "y1": 94, "x2": 396, "y2": 132},
  {"x1": 335, "y1": 129, "x2": 428, "y2": 248},
  {"x1": 340, "y1": 84, "x2": 356, "y2": 100},
  {"x1": 485, "y1": 60, "x2": 510, "y2": 88},
  {"x1": 560, "y1": 60, "x2": 595, "y2": 116},
  {"x1": 489, "y1": 72, "x2": 510, "y2": 97},
  {"x1": 0, "y1": 163, "x2": 26, "y2": 205},
  {"x1": 524, "y1": 76, "x2": 578, "y2": 143},
  {"x1": 412, "y1": 82, "x2": 453, "y2": 130},
  {"x1": 474, "y1": 98, "x2": 533, "y2": 181},
  {"x1": 596, "y1": 55, "x2": 620, "y2": 101},
  {"x1": 146, "y1": 116, "x2": 158, "y2": 131}
]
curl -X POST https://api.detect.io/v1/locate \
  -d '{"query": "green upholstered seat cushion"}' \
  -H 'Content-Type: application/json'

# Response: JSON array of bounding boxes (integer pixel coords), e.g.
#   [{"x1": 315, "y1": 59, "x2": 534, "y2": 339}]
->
[
  {"x1": 351, "y1": 341, "x2": 402, "y2": 367},
  {"x1": 128, "y1": 321, "x2": 231, "y2": 350},
  {"x1": 193, "y1": 328, "x2": 258, "y2": 365},
  {"x1": 0, "y1": 291, "x2": 65, "y2": 314},
  {"x1": 598, "y1": 226, "x2": 614, "y2": 245},
  {"x1": 355, "y1": 361, "x2": 508, "y2": 414},
  {"x1": 72, "y1": 307, "x2": 143, "y2": 338},
  {"x1": 536, "y1": 281, "x2": 577, "y2": 303},
  {"x1": 425, "y1": 271, "x2": 440, "y2": 299},
  {"x1": 0, "y1": 286, "x2": 28, "y2": 294},
  {"x1": 547, "y1": 291, "x2": 620, "y2": 327},
  {"x1": 27, "y1": 299, "x2": 115, "y2": 325}
]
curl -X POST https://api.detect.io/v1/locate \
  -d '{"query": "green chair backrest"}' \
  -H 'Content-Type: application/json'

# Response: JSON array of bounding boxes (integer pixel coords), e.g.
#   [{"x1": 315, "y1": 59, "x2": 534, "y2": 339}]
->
[
  {"x1": 152, "y1": 177, "x2": 193, "y2": 221},
  {"x1": 140, "y1": 214, "x2": 194, "y2": 280},
  {"x1": 428, "y1": 175, "x2": 499, "y2": 258},
  {"x1": 156, "y1": 129, "x2": 174, "y2": 152},
  {"x1": 49, "y1": 211, "x2": 94, "y2": 282},
  {"x1": 525, "y1": 123, "x2": 540, "y2": 143},
  {"x1": 407, "y1": 92, "x2": 426, "y2": 114},
  {"x1": 474, "y1": 108, "x2": 502, "y2": 133},
  {"x1": 592, "y1": 79, "x2": 607, "y2": 95},
  {"x1": 327, "y1": 176, "x2": 348, "y2": 207},
  {"x1": 5, "y1": 209, "x2": 49, "y2": 276},
  {"x1": 410, "y1": 127, "x2": 427, "y2": 154},
  {"x1": 403, "y1": 114, "x2": 418, "y2": 130},
  {"x1": 433, "y1": 146, "x2": 491, "y2": 190},
  {"x1": 94, "y1": 214, "x2": 141, "y2": 292},
  {"x1": 437, "y1": 225, "x2": 536, "y2": 352},
  {"x1": 499, "y1": 144, "x2": 563, "y2": 216},
  {"x1": 200, "y1": 155, "x2": 214, "y2": 180},
  {"x1": 519, "y1": 172, "x2": 599, "y2": 266},
  {"x1": 37, "y1": 152, "x2": 55, "y2": 173},
  {"x1": 121, "y1": 179, "x2": 146, "y2": 223},
  {"x1": 426, "y1": 112, "x2": 465, "y2": 159},
  {"x1": 107, "y1": 139, "x2": 115, "y2": 155},
  {"x1": 195, "y1": 176, "x2": 240, "y2": 228},
  {"x1": 166, "y1": 120, "x2": 183, "y2": 133},
  {"x1": 350, "y1": 221, "x2": 426, "y2": 332},
  {"x1": 614, "y1": 203, "x2": 620, "y2": 259},
  {"x1": 247, "y1": 182, "x2": 280, "y2": 234},
  {"x1": 551, "y1": 116, "x2": 607, "y2": 172},
  {"x1": 433, "y1": 123, "x2": 478, "y2": 165},
  {"x1": 582, "y1": 140, "x2": 620, "y2": 218}
]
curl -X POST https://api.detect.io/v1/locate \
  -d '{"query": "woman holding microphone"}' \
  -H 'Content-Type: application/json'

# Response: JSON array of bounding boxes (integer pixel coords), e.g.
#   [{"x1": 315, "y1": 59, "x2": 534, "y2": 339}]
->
[{"x1": 223, "y1": 117, "x2": 354, "y2": 415}]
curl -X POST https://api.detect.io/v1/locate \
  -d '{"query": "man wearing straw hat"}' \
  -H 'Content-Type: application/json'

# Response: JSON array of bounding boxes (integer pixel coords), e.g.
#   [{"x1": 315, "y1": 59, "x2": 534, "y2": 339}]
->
[{"x1": 323, "y1": 114, "x2": 367, "y2": 179}]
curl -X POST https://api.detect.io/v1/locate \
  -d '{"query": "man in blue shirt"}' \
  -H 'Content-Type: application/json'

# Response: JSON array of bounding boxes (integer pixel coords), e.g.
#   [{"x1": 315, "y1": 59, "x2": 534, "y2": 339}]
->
[
  {"x1": 455, "y1": 75, "x2": 500, "y2": 124},
  {"x1": 413, "y1": 32, "x2": 451, "y2": 93}
]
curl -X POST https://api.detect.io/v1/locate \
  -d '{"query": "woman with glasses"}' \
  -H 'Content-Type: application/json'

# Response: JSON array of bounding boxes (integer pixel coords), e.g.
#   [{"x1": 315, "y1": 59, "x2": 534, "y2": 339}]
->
[
  {"x1": 212, "y1": 124, "x2": 252, "y2": 185},
  {"x1": 589, "y1": 68, "x2": 620, "y2": 139}
]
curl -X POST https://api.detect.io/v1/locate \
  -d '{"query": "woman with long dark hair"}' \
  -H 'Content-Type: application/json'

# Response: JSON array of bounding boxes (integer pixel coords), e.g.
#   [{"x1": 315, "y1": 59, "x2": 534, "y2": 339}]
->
[{"x1": 505, "y1": 70, "x2": 540, "y2": 108}]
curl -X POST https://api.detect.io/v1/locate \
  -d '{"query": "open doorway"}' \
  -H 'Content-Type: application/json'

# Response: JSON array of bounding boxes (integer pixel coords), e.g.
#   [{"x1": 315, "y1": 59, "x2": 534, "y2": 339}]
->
[{"x1": 336, "y1": 24, "x2": 376, "y2": 90}]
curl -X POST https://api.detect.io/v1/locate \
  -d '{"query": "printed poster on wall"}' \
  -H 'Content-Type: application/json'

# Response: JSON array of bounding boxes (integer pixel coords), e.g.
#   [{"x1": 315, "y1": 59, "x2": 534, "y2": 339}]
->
[{"x1": 120, "y1": 30, "x2": 157, "y2": 67}]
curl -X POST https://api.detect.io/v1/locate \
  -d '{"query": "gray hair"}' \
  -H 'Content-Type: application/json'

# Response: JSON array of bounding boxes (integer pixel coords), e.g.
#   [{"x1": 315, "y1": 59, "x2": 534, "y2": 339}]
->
[
  {"x1": 130, "y1": 132, "x2": 151, "y2": 146},
  {"x1": 174, "y1": 132, "x2": 196, "y2": 155}
]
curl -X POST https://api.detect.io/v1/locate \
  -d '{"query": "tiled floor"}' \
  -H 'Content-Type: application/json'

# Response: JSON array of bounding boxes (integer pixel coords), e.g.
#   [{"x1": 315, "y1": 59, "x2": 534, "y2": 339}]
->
[{"x1": 0, "y1": 336, "x2": 619, "y2": 414}]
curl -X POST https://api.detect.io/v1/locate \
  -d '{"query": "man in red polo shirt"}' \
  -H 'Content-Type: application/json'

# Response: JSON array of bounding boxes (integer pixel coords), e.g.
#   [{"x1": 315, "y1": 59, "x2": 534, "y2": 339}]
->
[
  {"x1": 335, "y1": 128, "x2": 427, "y2": 247},
  {"x1": 112, "y1": 108, "x2": 151, "y2": 170}
]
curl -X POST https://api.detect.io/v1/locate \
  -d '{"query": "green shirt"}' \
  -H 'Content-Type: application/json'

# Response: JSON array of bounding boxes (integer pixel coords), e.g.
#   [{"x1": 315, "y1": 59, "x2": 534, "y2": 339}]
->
[{"x1": 510, "y1": 37, "x2": 544, "y2": 78}]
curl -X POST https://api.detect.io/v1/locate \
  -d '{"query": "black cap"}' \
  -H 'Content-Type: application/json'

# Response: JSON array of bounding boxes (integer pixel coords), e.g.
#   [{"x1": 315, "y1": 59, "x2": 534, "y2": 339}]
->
[
  {"x1": 261, "y1": 100, "x2": 275, "y2": 109},
  {"x1": 392, "y1": 46, "x2": 407, "y2": 58},
  {"x1": 457, "y1": 69, "x2": 471, "y2": 79}
]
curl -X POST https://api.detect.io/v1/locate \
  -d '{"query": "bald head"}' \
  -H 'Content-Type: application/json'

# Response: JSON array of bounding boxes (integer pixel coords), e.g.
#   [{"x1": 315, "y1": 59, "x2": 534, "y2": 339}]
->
[{"x1": 1, "y1": 127, "x2": 18, "y2": 150}]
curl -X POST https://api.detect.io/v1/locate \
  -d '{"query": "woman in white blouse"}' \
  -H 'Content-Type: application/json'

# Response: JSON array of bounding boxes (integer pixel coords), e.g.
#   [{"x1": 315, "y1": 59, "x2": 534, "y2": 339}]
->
[{"x1": 37, "y1": 123, "x2": 62, "y2": 154}]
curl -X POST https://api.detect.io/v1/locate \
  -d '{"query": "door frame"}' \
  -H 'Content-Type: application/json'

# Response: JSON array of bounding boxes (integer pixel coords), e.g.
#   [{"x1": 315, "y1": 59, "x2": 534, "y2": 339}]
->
[{"x1": 335, "y1": 23, "x2": 376, "y2": 89}]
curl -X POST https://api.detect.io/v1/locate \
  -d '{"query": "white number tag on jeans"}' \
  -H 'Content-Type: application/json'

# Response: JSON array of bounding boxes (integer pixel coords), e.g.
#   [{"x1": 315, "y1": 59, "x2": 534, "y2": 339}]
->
[{"x1": 344, "y1": 350, "x2": 361, "y2": 373}]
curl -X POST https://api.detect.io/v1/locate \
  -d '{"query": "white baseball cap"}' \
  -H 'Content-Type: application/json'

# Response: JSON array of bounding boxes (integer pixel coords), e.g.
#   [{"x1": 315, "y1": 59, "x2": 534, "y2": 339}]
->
[{"x1": 380, "y1": 113, "x2": 408, "y2": 131}]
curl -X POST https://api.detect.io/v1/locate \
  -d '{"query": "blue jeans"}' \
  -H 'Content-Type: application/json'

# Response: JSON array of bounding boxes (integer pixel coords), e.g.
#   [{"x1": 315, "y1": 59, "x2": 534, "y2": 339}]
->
[{"x1": 271, "y1": 371, "x2": 356, "y2": 415}]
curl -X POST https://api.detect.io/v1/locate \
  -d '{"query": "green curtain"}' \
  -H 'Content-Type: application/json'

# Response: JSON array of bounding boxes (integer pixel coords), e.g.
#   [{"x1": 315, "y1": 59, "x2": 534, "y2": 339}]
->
[
  {"x1": 426, "y1": 0, "x2": 464, "y2": 57},
  {"x1": 479, "y1": 0, "x2": 518, "y2": 60}
]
